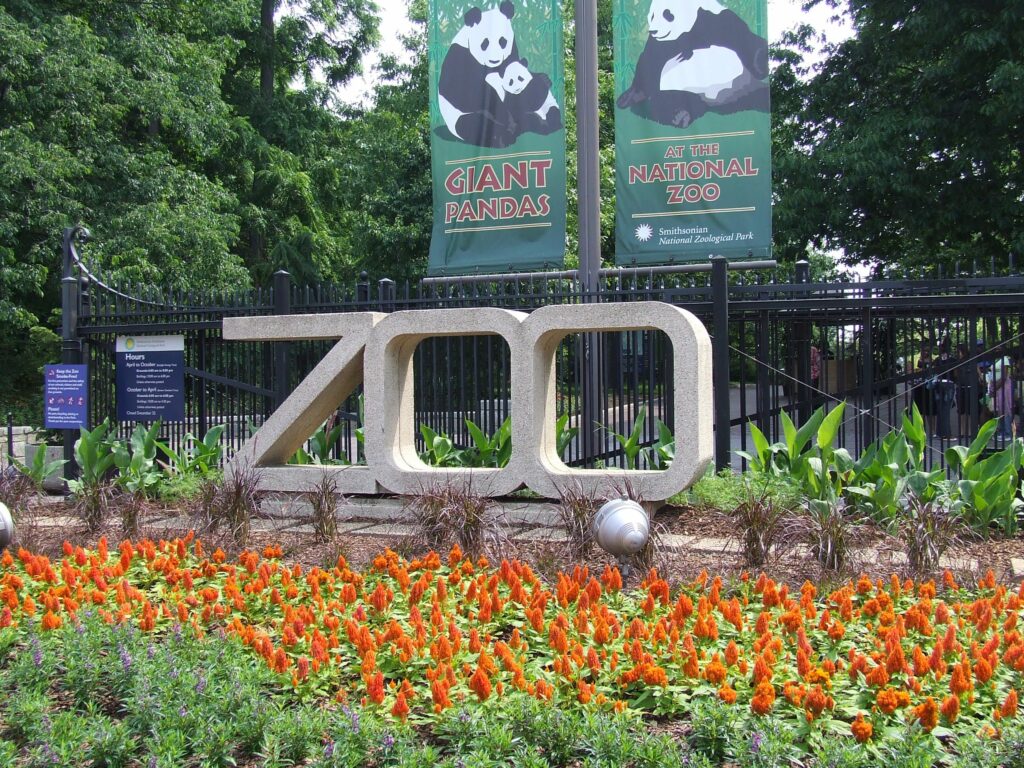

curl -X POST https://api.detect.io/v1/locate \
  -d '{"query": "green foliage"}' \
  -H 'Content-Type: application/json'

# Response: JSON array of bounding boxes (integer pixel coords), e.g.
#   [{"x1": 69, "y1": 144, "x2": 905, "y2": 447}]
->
[
  {"x1": 68, "y1": 419, "x2": 116, "y2": 491},
  {"x1": 601, "y1": 406, "x2": 649, "y2": 470},
  {"x1": 155, "y1": 425, "x2": 225, "y2": 478},
  {"x1": 555, "y1": 412, "x2": 578, "y2": 462},
  {"x1": 464, "y1": 417, "x2": 512, "y2": 469},
  {"x1": 774, "y1": 1, "x2": 1024, "y2": 272},
  {"x1": 944, "y1": 420, "x2": 1024, "y2": 535},
  {"x1": 419, "y1": 424, "x2": 461, "y2": 467},
  {"x1": 112, "y1": 422, "x2": 162, "y2": 497},
  {"x1": 12, "y1": 444, "x2": 66, "y2": 489}
]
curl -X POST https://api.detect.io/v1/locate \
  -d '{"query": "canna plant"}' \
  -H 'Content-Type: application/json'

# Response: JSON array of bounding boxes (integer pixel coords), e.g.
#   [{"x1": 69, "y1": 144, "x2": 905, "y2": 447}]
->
[
  {"x1": 944, "y1": 418, "x2": 1024, "y2": 534},
  {"x1": 155, "y1": 424, "x2": 225, "y2": 478},
  {"x1": 464, "y1": 416, "x2": 512, "y2": 468}
]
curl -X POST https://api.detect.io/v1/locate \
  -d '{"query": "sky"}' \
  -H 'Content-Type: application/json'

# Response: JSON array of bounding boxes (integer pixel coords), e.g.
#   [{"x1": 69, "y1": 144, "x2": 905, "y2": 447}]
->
[{"x1": 337, "y1": 0, "x2": 852, "y2": 105}]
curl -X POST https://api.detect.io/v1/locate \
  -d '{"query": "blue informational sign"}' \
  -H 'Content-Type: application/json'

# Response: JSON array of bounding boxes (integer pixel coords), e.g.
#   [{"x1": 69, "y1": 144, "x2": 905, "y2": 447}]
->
[
  {"x1": 44, "y1": 364, "x2": 89, "y2": 429},
  {"x1": 115, "y1": 336, "x2": 185, "y2": 422}
]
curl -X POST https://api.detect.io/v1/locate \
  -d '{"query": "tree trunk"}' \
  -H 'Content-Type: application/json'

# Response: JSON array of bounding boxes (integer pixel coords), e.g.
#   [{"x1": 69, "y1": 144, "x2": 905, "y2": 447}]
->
[{"x1": 260, "y1": 0, "x2": 276, "y2": 102}]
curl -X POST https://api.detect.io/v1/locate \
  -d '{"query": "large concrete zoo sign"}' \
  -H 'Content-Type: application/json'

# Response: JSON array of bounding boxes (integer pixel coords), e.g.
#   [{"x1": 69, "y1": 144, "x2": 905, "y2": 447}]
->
[{"x1": 224, "y1": 302, "x2": 712, "y2": 503}]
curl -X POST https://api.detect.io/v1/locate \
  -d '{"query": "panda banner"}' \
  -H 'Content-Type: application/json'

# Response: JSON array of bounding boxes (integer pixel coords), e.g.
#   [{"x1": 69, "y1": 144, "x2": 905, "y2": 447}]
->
[
  {"x1": 427, "y1": 0, "x2": 566, "y2": 275},
  {"x1": 614, "y1": 0, "x2": 772, "y2": 264}
]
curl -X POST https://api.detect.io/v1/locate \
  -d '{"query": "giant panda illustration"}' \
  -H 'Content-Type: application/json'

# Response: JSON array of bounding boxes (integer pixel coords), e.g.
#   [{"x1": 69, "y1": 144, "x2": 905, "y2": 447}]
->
[
  {"x1": 617, "y1": 0, "x2": 769, "y2": 128},
  {"x1": 485, "y1": 58, "x2": 563, "y2": 137},
  {"x1": 438, "y1": 2, "x2": 522, "y2": 148}
]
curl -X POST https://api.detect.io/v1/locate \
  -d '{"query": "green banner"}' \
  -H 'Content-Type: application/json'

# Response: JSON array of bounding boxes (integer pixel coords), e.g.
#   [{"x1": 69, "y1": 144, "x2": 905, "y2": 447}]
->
[
  {"x1": 427, "y1": 0, "x2": 566, "y2": 275},
  {"x1": 614, "y1": 0, "x2": 771, "y2": 265}
]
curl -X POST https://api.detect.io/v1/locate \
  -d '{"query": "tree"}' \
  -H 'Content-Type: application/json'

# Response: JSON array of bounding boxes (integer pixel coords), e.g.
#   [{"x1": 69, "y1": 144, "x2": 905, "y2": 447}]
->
[{"x1": 779, "y1": 0, "x2": 1024, "y2": 272}]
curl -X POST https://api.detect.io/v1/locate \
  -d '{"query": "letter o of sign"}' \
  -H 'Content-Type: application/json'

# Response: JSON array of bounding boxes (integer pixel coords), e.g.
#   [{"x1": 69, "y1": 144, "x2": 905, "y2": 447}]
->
[{"x1": 223, "y1": 302, "x2": 712, "y2": 503}]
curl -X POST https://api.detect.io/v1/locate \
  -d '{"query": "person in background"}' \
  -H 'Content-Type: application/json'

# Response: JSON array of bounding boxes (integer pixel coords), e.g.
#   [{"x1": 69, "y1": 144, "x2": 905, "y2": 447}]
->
[
  {"x1": 955, "y1": 343, "x2": 975, "y2": 438},
  {"x1": 912, "y1": 344, "x2": 936, "y2": 436},
  {"x1": 991, "y1": 356, "x2": 1015, "y2": 438}
]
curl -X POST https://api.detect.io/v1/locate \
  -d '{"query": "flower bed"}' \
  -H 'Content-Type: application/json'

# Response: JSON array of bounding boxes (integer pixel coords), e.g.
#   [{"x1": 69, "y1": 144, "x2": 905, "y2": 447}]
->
[{"x1": 2, "y1": 536, "x2": 1023, "y2": 764}]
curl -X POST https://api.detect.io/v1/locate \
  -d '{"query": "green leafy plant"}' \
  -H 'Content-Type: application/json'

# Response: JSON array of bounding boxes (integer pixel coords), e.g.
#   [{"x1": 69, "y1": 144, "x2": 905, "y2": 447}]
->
[
  {"x1": 463, "y1": 416, "x2": 512, "y2": 468},
  {"x1": 602, "y1": 406, "x2": 648, "y2": 469},
  {"x1": 418, "y1": 424, "x2": 463, "y2": 467},
  {"x1": 944, "y1": 418, "x2": 1024, "y2": 535},
  {"x1": 647, "y1": 419, "x2": 675, "y2": 469},
  {"x1": 69, "y1": 419, "x2": 117, "y2": 491},
  {"x1": 155, "y1": 425, "x2": 225, "y2": 478},
  {"x1": 68, "y1": 419, "x2": 118, "y2": 530},
  {"x1": 11, "y1": 444, "x2": 66, "y2": 489},
  {"x1": 112, "y1": 421, "x2": 163, "y2": 497},
  {"x1": 555, "y1": 413, "x2": 578, "y2": 462},
  {"x1": 739, "y1": 406, "x2": 825, "y2": 479}
]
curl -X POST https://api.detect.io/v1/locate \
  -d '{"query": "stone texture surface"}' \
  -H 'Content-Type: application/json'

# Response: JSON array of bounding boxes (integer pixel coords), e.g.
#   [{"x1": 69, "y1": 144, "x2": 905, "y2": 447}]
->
[
  {"x1": 513, "y1": 527, "x2": 569, "y2": 543},
  {"x1": 353, "y1": 523, "x2": 420, "y2": 537},
  {"x1": 224, "y1": 312, "x2": 383, "y2": 494},
  {"x1": 224, "y1": 303, "x2": 713, "y2": 502},
  {"x1": 516, "y1": 302, "x2": 712, "y2": 501},
  {"x1": 1012, "y1": 558, "x2": 1024, "y2": 579},
  {"x1": 363, "y1": 307, "x2": 528, "y2": 497}
]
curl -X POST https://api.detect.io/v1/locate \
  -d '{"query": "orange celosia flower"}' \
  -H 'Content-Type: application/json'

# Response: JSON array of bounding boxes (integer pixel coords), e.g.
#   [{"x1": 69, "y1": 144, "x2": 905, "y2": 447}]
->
[
  {"x1": 875, "y1": 687, "x2": 910, "y2": 715},
  {"x1": 1000, "y1": 689, "x2": 1018, "y2": 719},
  {"x1": 469, "y1": 666, "x2": 492, "y2": 701},
  {"x1": 941, "y1": 694, "x2": 960, "y2": 723},
  {"x1": 367, "y1": 672, "x2": 386, "y2": 705},
  {"x1": 41, "y1": 610, "x2": 62, "y2": 631},
  {"x1": 804, "y1": 686, "x2": 833, "y2": 721},
  {"x1": 704, "y1": 656, "x2": 727, "y2": 685},
  {"x1": 391, "y1": 692, "x2": 410, "y2": 720},
  {"x1": 718, "y1": 684, "x2": 737, "y2": 704},
  {"x1": 851, "y1": 713, "x2": 872, "y2": 743},
  {"x1": 750, "y1": 681, "x2": 775, "y2": 715},
  {"x1": 912, "y1": 697, "x2": 938, "y2": 731}
]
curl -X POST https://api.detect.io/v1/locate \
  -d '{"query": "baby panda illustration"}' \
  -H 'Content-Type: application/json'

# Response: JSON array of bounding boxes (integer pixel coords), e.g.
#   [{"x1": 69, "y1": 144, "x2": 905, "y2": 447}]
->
[
  {"x1": 617, "y1": 0, "x2": 769, "y2": 128},
  {"x1": 485, "y1": 57, "x2": 563, "y2": 137},
  {"x1": 437, "y1": 1, "x2": 522, "y2": 148}
]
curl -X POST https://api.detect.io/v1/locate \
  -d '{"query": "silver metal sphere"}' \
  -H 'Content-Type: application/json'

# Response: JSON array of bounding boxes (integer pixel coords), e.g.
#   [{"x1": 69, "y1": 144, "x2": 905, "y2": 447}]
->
[
  {"x1": 0, "y1": 502, "x2": 13, "y2": 550},
  {"x1": 593, "y1": 498, "x2": 649, "y2": 556}
]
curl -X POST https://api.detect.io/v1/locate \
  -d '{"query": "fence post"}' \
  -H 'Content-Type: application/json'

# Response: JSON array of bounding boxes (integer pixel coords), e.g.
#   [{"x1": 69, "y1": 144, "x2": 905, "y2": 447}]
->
[
  {"x1": 61, "y1": 226, "x2": 88, "y2": 482},
  {"x1": 378, "y1": 278, "x2": 396, "y2": 311},
  {"x1": 711, "y1": 256, "x2": 730, "y2": 471},
  {"x1": 357, "y1": 272, "x2": 370, "y2": 305},
  {"x1": 794, "y1": 260, "x2": 812, "y2": 424},
  {"x1": 273, "y1": 270, "x2": 291, "y2": 411},
  {"x1": 861, "y1": 306, "x2": 875, "y2": 446}
]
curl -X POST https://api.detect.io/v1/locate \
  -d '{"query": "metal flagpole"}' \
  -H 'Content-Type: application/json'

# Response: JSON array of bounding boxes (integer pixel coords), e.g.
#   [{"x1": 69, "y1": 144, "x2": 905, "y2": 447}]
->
[{"x1": 576, "y1": 0, "x2": 602, "y2": 467}]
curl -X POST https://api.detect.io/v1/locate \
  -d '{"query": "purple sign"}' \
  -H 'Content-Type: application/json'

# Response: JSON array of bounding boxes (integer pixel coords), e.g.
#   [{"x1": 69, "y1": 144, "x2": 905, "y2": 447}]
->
[{"x1": 44, "y1": 364, "x2": 89, "y2": 429}]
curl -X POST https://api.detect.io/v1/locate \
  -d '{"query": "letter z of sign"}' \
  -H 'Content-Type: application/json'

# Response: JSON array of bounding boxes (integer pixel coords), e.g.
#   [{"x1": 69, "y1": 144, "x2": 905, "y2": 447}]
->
[{"x1": 222, "y1": 312, "x2": 385, "y2": 494}]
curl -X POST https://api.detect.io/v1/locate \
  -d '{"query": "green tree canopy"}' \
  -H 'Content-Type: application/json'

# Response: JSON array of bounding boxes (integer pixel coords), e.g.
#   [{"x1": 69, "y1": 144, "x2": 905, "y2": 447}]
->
[{"x1": 774, "y1": 0, "x2": 1024, "y2": 272}]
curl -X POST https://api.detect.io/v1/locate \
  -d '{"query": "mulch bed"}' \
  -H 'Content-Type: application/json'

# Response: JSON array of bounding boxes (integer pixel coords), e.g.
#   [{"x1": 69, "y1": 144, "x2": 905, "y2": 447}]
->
[{"x1": 11, "y1": 493, "x2": 1024, "y2": 591}]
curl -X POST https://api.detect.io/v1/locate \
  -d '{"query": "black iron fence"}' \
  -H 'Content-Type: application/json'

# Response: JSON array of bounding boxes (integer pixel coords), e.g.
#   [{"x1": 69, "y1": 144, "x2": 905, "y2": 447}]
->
[{"x1": 63, "y1": 235, "x2": 1024, "y2": 476}]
